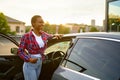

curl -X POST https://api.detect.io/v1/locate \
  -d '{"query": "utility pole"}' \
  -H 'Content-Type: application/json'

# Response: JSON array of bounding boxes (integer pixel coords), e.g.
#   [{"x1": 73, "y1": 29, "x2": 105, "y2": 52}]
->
[{"x1": 56, "y1": 25, "x2": 59, "y2": 34}]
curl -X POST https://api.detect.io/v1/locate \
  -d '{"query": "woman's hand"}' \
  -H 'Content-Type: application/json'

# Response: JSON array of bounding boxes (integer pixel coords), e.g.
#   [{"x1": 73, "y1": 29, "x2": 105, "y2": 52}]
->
[
  {"x1": 29, "y1": 58, "x2": 38, "y2": 63},
  {"x1": 53, "y1": 34, "x2": 63, "y2": 39}
]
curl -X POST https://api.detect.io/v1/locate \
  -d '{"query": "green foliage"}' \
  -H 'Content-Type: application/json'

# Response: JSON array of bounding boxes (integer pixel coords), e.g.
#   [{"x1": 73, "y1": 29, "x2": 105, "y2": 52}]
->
[
  {"x1": 25, "y1": 26, "x2": 31, "y2": 33},
  {"x1": 43, "y1": 22, "x2": 50, "y2": 33},
  {"x1": 58, "y1": 24, "x2": 70, "y2": 34},
  {"x1": 43, "y1": 23, "x2": 70, "y2": 34},
  {"x1": 43, "y1": 22, "x2": 56, "y2": 34},
  {"x1": 8, "y1": 31, "x2": 16, "y2": 35},
  {"x1": 49, "y1": 25, "x2": 56, "y2": 34},
  {"x1": 78, "y1": 27, "x2": 85, "y2": 32},
  {"x1": 89, "y1": 26, "x2": 99, "y2": 32},
  {"x1": 109, "y1": 14, "x2": 120, "y2": 32},
  {"x1": 0, "y1": 13, "x2": 10, "y2": 34},
  {"x1": 109, "y1": 18, "x2": 120, "y2": 32}
]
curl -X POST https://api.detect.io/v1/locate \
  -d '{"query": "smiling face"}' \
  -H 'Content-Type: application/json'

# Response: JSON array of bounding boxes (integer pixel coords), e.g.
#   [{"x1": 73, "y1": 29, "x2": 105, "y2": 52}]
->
[{"x1": 31, "y1": 15, "x2": 44, "y2": 32}]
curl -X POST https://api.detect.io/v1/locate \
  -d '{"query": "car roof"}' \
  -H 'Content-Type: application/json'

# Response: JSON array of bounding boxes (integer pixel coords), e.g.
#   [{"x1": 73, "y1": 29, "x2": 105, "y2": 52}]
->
[
  {"x1": 63, "y1": 32, "x2": 120, "y2": 40},
  {"x1": 48, "y1": 32, "x2": 120, "y2": 47}
]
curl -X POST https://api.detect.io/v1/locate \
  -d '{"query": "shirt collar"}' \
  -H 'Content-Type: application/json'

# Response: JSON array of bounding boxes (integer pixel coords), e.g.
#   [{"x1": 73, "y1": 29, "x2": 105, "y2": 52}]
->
[{"x1": 30, "y1": 29, "x2": 44, "y2": 36}]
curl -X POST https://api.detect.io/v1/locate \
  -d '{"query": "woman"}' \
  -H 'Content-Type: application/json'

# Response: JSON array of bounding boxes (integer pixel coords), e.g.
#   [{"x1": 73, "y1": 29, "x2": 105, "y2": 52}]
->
[{"x1": 18, "y1": 15, "x2": 62, "y2": 80}]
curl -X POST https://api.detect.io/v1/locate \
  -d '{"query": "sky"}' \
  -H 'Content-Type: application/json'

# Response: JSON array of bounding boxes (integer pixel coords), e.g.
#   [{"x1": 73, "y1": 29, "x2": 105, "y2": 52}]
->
[{"x1": 0, "y1": 0, "x2": 105, "y2": 26}]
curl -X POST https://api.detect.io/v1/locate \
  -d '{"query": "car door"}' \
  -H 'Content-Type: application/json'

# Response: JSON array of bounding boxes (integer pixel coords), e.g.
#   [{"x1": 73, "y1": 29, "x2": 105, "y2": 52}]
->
[
  {"x1": 64, "y1": 37, "x2": 120, "y2": 80},
  {"x1": 0, "y1": 33, "x2": 23, "y2": 80},
  {"x1": 39, "y1": 36, "x2": 73, "y2": 80}
]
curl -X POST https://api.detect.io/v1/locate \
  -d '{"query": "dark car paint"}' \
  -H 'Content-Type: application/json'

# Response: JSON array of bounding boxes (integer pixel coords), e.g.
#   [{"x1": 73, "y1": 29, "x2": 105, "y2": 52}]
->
[
  {"x1": 63, "y1": 33, "x2": 120, "y2": 80},
  {"x1": 0, "y1": 33, "x2": 75, "y2": 80},
  {"x1": 0, "y1": 32, "x2": 120, "y2": 80}
]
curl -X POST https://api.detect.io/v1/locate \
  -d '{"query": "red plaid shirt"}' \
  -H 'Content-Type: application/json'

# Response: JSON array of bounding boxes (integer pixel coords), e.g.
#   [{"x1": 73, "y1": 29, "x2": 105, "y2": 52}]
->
[{"x1": 18, "y1": 30, "x2": 53, "y2": 62}]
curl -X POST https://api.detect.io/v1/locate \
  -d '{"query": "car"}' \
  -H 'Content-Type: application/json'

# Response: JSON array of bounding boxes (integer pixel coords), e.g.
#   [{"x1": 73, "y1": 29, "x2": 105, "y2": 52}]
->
[
  {"x1": 0, "y1": 32, "x2": 120, "y2": 80},
  {"x1": 47, "y1": 32, "x2": 120, "y2": 80}
]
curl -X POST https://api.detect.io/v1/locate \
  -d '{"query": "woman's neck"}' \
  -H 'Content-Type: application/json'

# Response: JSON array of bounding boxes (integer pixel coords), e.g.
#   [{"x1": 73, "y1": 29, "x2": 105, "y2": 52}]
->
[{"x1": 33, "y1": 29, "x2": 41, "y2": 36}]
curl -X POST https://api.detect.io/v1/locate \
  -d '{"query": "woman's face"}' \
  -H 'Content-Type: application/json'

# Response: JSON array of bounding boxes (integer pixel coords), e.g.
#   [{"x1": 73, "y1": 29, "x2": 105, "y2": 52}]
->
[{"x1": 33, "y1": 17, "x2": 44, "y2": 31}]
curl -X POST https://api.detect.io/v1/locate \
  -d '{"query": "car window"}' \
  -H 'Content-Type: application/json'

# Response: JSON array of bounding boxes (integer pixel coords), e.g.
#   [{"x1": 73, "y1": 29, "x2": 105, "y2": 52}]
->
[
  {"x1": 66, "y1": 38, "x2": 120, "y2": 80},
  {"x1": 45, "y1": 41, "x2": 70, "y2": 54},
  {"x1": 0, "y1": 36, "x2": 17, "y2": 55}
]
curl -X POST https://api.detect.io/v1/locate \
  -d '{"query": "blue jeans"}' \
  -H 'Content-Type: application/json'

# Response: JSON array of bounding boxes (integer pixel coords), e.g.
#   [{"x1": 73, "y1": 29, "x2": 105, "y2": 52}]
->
[{"x1": 23, "y1": 55, "x2": 42, "y2": 80}]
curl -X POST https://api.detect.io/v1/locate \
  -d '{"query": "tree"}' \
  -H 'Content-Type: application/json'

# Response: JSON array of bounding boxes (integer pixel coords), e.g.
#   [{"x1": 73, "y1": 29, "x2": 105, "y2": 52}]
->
[
  {"x1": 43, "y1": 22, "x2": 50, "y2": 33},
  {"x1": 109, "y1": 14, "x2": 120, "y2": 32},
  {"x1": 25, "y1": 26, "x2": 31, "y2": 33},
  {"x1": 89, "y1": 26, "x2": 99, "y2": 32},
  {"x1": 78, "y1": 27, "x2": 85, "y2": 32},
  {"x1": 0, "y1": 13, "x2": 10, "y2": 34},
  {"x1": 49, "y1": 24, "x2": 56, "y2": 34},
  {"x1": 58, "y1": 24, "x2": 70, "y2": 34},
  {"x1": 43, "y1": 22, "x2": 70, "y2": 34}
]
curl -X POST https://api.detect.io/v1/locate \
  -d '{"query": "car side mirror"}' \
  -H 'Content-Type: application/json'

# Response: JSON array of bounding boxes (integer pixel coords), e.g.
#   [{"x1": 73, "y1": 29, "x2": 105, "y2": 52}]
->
[{"x1": 11, "y1": 47, "x2": 18, "y2": 55}]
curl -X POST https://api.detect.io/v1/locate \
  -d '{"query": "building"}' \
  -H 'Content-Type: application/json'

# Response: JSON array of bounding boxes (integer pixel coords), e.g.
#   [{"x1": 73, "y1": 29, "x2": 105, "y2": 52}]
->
[
  {"x1": 91, "y1": 19, "x2": 95, "y2": 26},
  {"x1": 64, "y1": 23, "x2": 80, "y2": 33},
  {"x1": 5, "y1": 16, "x2": 25, "y2": 35},
  {"x1": 64, "y1": 23, "x2": 86, "y2": 33}
]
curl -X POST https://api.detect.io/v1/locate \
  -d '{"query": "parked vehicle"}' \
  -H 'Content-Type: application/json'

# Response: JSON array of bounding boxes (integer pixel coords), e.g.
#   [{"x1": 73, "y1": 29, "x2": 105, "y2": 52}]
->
[
  {"x1": 0, "y1": 0, "x2": 120, "y2": 80},
  {"x1": 0, "y1": 32, "x2": 120, "y2": 80}
]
